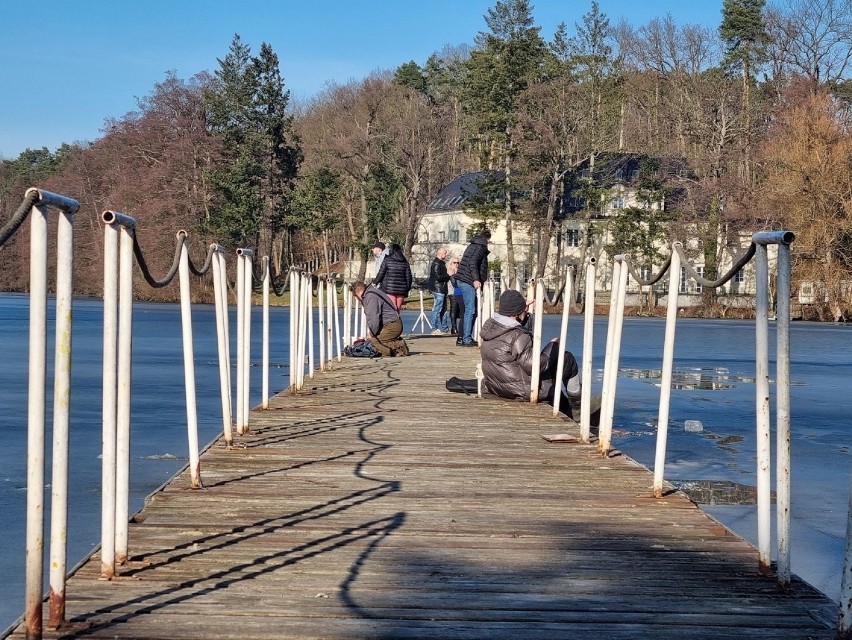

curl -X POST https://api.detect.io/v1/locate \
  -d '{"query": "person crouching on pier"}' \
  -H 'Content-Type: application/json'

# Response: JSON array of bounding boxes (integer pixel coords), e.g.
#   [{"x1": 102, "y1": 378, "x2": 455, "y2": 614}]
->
[
  {"x1": 479, "y1": 289, "x2": 581, "y2": 417},
  {"x1": 353, "y1": 281, "x2": 410, "y2": 357}
]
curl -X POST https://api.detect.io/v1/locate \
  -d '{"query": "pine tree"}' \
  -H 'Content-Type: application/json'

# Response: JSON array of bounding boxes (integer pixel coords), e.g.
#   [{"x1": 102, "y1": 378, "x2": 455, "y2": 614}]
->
[{"x1": 205, "y1": 35, "x2": 301, "y2": 273}]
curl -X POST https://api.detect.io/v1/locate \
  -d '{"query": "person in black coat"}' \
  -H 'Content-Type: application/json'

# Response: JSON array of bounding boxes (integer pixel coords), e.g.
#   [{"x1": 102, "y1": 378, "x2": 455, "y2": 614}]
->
[
  {"x1": 426, "y1": 247, "x2": 451, "y2": 333},
  {"x1": 372, "y1": 243, "x2": 412, "y2": 310},
  {"x1": 455, "y1": 229, "x2": 491, "y2": 346}
]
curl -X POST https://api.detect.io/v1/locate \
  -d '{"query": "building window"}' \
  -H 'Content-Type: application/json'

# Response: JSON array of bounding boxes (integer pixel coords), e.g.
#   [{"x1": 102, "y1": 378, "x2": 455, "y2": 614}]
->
[
  {"x1": 438, "y1": 231, "x2": 445, "y2": 242},
  {"x1": 565, "y1": 229, "x2": 581, "y2": 247},
  {"x1": 449, "y1": 228, "x2": 459, "y2": 243},
  {"x1": 734, "y1": 269, "x2": 744, "y2": 283},
  {"x1": 611, "y1": 196, "x2": 625, "y2": 210},
  {"x1": 681, "y1": 266, "x2": 705, "y2": 293},
  {"x1": 420, "y1": 232, "x2": 429, "y2": 243}
]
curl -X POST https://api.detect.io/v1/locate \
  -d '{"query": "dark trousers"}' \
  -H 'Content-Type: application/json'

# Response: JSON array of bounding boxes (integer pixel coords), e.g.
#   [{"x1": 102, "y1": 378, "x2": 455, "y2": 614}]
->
[{"x1": 451, "y1": 294, "x2": 465, "y2": 336}]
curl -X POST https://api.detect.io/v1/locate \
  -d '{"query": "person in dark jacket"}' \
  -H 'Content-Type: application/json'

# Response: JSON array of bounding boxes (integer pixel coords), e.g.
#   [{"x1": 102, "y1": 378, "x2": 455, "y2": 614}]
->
[
  {"x1": 372, "y1": 243, "x2": 412, "y2": 310},
  {"x1": 455, "y1": 229, "x2": 491, "y2": 346},
  {"x1": 480, "y1": 289, "x2": 581, "y2": 416},
  {"x1": 353, "y1": 281, "x2": 409, "y2": 356},
  {"x1": 427, "y1": 247, "x2": 451, "y2": 333}
]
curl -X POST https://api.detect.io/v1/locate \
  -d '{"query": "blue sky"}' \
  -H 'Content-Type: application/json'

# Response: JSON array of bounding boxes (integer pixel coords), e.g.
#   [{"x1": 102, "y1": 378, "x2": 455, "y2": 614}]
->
[{"x1": 0, "y1": 0, "x2": 724, "y2": 159}]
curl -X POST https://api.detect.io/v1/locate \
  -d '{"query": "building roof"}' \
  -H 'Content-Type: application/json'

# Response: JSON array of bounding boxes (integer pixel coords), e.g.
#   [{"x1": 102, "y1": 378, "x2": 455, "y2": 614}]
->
[{"x1": 426, "y1": 171, "x2": 503, "y2": 213}]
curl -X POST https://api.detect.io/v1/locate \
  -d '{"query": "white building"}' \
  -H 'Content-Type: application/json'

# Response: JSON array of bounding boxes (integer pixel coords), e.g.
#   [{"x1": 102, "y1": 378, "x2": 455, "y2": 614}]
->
[{"x1": 410, "y1": 154, "x2": 761, "y2": 308}]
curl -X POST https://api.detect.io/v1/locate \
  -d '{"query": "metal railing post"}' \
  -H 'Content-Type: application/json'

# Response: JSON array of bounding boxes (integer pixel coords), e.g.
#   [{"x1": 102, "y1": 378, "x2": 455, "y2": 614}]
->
[
  {"x1": 100, "y1": 219, "x2": 119, "y2": 580},
  {"x1": 600, "y1": 256, "x2": 629, "y2": 456},
  {"x1": 211, "y1": 246, "x2": 232, "y2": 447},
  {"x1": 840, "y1": 471, "x2": 852, "y2": 637},
  {"x1": 317, "y1": 279, "x2": 326, "y2": 372},
  {"x1": 552, "y1": 268, "x2": 572, "y2": 417},
  {"x1": 333, "y1": 280, "x2": 342, "y2": 361},
  {"x1": 262, "y1": 257, "x2": 270, "y2": 408},
  {"x1": 177, "y1": 235, "x2": 201, "y2": 489},
  {"x1": 325, "y1": 278, "x2": 334, "y2": 367},
  {"x1": 775, "y1": 239, "x2": 792, "y2": 587},
  {"x1": 580, "y1": 258, "x2": 596, "y2": 443},
  {"x1": 753, "y1": 230, "x2": 795, "y2": 583},
  {"x1": 297, "y1": 273, "x2": 308, "y2": 389},
  {"x1": 24, "y1": 198, "x2": 48, "y2": 639},
  {"x1": 47, "y1": 198, "x2": 75, "y2": 629},
  {"x1": 754, "y1": 243, "x2": 772, "y2": 575},
  {"x1": 343, "y1": 283, "x2": 352, "y2": 348},
  {"x1": 530, "y1": 280, "x2": 544, "y2": 404},
  {"x1": 236, "y1": 253, "x2": 245, "y2": 426},
  {"x1": 240, "y1": 250, "x2": 253, "y2": 429},
  {"x1": 289, "y1": 269, "x2": 298, "y2": 391},
  {"x1": 598, "y1": 259, "x2": 621, "y2": 455},
  {"x1": 475, "y1": 288, "x2": 482, "y2": 341},
  {"x1": 114, "y1": 219, "x2": 135, "y2": 565},
  {"x1": 653, "y1": 244, "x2": 682, "y2": 498},
  {"x1": 307, "y1": 275, "x2": 315, "y2": 379}
]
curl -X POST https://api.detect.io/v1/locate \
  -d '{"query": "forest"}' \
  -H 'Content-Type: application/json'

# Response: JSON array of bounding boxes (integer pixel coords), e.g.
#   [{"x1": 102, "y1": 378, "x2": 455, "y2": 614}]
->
[{"x1": 1, "y1": 0, "x2": 851, "y2": 318}]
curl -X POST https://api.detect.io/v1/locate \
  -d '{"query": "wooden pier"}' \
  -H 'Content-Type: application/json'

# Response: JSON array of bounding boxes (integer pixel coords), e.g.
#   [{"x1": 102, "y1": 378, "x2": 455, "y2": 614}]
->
[{"x1": 8, "y1": 335, "x2": 837, "y2": 639}]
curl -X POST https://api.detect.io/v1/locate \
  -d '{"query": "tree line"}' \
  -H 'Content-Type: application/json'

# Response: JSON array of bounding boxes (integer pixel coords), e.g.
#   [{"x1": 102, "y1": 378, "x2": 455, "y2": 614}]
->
[{"x1": 1, "y1": 0, "x2": 851, "y2": 318}]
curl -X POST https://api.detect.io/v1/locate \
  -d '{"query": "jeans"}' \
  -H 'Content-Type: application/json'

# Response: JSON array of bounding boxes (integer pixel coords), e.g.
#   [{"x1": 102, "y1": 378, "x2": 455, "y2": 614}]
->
[
  {"x1": 459, "y1": 282, "x2": 478, "y2": 343},
  {"x1": 430, "y1": 292, "x2": 450, "y2": 331}
]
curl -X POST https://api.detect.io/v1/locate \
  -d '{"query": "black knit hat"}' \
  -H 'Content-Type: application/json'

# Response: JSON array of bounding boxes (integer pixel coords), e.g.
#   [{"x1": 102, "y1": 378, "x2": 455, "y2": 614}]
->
[{"x1": 499, "y1": 290, "x2": 527, "y2": 316}]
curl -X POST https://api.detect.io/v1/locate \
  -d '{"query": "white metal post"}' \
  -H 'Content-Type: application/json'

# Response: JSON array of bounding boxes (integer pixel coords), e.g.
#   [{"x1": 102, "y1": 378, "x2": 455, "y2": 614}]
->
[
  {"x1": 236, "y1": 253, "x2": 245, "y2": 430},
  {"x1": 307, "y1": 275, "x2": 315, "y2": 379},
  {"x1": 552, "y1": 268, "x2": 572, "y2": 417},
  {"x1": 333, "y1": 280, "x2": 343, "y2": 361},
  {"x1": 530, "y1": 280, "x2": 544, "y2": 404},
  {"x1": 25, "y1": 199, "x2": 48, "y2": 639},
  {"x1": 177, "y1": 236, "x2": 201, "y2": 489},
  {"x1": 598, "y1": 259, "x2": 621, "y2": 455},
  {"x1": 474, "y1": 288, "x2": 482, "y2": 341},
  {"x1": 114, "y1": 222, "x2": 134, "y2": 565},
  {"x1": 100, "y1": 221, "x2": 119, "y2": 579},
  {"x1": 343, "y1": 283, "x2": 352, "y2": 347},
  {"x1": 600, "y1": 256, "x2": 628, "y2": 457},
  {"x1": 289, "y1": 269, "x2": 297, "y2": 391},
  {"x1": 580, "y1": 259, "x2": 596, "y2": 443},
  {"x1": 262, "y1": 257, "x2": 270, "y2": 408},
  {"x1": 211, "y1": 247, "x2": 233, "y2": 447},
  {"x1": 775, "y1": 240, "x2": 792, "y2": 586},
  {"x1": 326, "y1": 278, "x2": 334, "y2": 367},
  {"x1": 754, "y1": 243, "x2": 772, "y2": 575},
  {"x1": 653, "y1": 244, "x2": 682, "y2": 498},
  {"x1": 839, "y1": 470, "x2": 852, "y2": 636},
  {"x1": 302, "y1": 273, "x2": 310, "y2": 382},
  {"x1": 241, "y1": 251, "x2": 253, "y2": 429},
  {"x1": 47, "y1": 203, "x2": 74, "y2": 628},
  {"x1": 317, "y1": 279, "x2": 326, "y2": 372}
]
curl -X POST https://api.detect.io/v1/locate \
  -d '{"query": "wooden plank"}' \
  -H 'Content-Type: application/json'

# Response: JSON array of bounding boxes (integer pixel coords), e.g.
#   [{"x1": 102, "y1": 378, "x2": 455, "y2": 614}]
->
[{"x1": 5, "y1": 334, "x2": 837, "y2": 639}]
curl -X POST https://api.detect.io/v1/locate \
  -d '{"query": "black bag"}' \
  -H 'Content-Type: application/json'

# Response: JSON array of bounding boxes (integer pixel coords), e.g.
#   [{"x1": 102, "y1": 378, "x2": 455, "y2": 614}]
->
[
  {"x1": 445, "y1": 376, "x2": 479, "y2": 395},
  {"x1": 344, "y1": 340, "x2": 380, "y2": 358}
]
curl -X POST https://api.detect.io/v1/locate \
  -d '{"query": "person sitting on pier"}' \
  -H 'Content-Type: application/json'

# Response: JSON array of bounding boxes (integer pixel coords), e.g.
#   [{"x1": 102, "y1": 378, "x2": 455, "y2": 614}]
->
[
  {"x1": 353, "y1": 281, "x2": 410, "y2": 357},
  {"x1": 479, "y1": 289, "x2": 581, "y2": 417}
]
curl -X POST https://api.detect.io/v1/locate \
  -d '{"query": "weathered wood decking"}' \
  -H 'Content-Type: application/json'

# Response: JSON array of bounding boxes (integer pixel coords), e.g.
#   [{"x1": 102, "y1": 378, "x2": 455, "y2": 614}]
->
[{"x1": 9, "y1": 335, "x2": 837, "y2": 639}]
